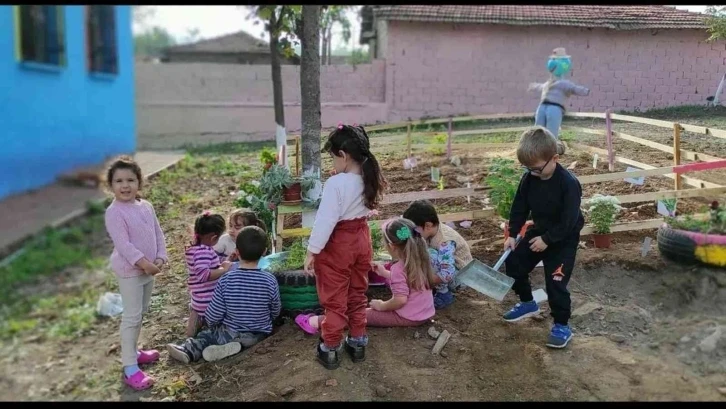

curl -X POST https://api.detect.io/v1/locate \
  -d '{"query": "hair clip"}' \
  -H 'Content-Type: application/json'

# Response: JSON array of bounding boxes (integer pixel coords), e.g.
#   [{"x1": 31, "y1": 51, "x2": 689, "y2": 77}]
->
[
  {"x1": 395, "y1": 226, "x2": 412, "y2": 241},
  {"x1": 337, "y1": 122, "x2": 344, "y2": 130},
  {"x1": 202, "y1": 210, "x2": 211, "y2": 217},
  {"x1": 353, "y1": 122, "x2": 358, "y2": 127}
]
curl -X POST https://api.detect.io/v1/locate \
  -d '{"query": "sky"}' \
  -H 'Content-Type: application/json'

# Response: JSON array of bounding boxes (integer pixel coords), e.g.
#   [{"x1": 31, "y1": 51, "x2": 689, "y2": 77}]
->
[
  {"x1": 133, "y1": 6, "x2": 365, "y2": 52},
  {"x1": 134, "y1": 5, "x2": 710, "y2": 52}
]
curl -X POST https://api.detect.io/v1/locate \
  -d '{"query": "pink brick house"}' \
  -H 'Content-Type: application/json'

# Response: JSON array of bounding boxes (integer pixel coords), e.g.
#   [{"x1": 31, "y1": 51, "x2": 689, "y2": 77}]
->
[{"x1": 360, "y1": 5, "x2": 719, "y2": 121}]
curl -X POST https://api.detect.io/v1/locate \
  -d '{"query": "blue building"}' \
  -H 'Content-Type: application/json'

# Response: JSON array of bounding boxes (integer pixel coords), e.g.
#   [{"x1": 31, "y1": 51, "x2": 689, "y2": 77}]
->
[{"x1": 0, "y1": 5, "x2": 134, "y2": 201}]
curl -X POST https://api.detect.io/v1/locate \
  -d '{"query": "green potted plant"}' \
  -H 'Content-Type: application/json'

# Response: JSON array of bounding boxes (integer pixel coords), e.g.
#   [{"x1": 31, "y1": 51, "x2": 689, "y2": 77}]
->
[
  {"x1": 584, "y1": 194, "x2": 623, "y2": 248},
  {"x1": 485, "y1": 158, "x2": 531, "y2": 239},
  {"x1": 259, "y1": 163, "x2": 302, "y2": 205}
]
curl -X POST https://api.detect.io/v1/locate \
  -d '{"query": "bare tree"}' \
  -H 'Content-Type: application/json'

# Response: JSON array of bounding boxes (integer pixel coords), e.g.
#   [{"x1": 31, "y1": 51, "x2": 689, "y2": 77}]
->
[{"x1": 300, "y1": 6, "x2": 322, "y2": 227}]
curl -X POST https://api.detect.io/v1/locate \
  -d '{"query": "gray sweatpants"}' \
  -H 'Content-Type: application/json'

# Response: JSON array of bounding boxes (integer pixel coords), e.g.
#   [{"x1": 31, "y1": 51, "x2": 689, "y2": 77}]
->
[
  {"x1": 181, "y1": 325, "x2": 268, "y2": 362},
  {"x1": 117, "y1": 274, "x2": 154, "y2": 367}
]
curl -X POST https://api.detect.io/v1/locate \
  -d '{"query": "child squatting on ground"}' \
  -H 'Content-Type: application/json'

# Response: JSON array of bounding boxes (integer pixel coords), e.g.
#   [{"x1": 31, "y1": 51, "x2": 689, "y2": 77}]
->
[
  {"x1": 295, "y1": 218, "x2": 436, "y2": 334},
  {"x1": 302, "y1": 123, "x2": 387, "y2": 370},
  {"x1": 403, "y1": 200, "x2": 473, "y2": 310},
  {"x1": 184, "y1": 212, "x2": 233, "y2": 337},
  {"x1": 213, "y1": 208, "x2": 267, "y2": 262},
  {"x1": 503, "y1": 126, "x2": 585, "y2": 349},
  {"x1": 104, "y1": 156, "x2": 168, "y2": 391},
  {"x1": 167, "y1": 226, "x2": 281, "y2": 364}
]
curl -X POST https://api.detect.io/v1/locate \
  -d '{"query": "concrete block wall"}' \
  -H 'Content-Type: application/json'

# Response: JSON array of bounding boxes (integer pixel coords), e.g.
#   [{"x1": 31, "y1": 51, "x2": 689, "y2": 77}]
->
[
  {"x1": 384, "y1": 22, "x2": 726, "y2": 122},
  {"x1": 135, "y1": 59, "x2": 387, "y2": 148}
]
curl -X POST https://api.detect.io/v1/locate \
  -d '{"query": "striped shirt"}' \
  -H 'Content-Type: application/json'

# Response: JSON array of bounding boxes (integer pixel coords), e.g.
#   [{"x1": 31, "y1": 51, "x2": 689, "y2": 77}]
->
[
  {"x1": 105, "y1": 199, "x2": 168, "y2": 278},
  {"x1": 204, "y1": 268, "x2": 281, "y2": 334},
  {"x1": 185, "y1": 244, "x2": 222, "y2": 315}
]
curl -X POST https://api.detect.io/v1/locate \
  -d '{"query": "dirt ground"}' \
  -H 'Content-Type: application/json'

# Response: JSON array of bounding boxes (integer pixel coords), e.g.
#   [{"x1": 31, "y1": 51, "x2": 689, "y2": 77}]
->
[{"x1": 2, "y1": 119, "x2": 726, "y2": 402}]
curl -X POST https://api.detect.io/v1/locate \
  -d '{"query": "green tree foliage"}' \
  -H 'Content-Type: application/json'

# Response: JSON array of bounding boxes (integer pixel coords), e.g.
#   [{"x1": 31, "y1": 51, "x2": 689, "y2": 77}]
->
[
  {"x1": 705, "y1": 6, "x2": 726, "y2": 42},
  {"x1": 134, "y1": 26, "x2": 177, "y2": 58}
]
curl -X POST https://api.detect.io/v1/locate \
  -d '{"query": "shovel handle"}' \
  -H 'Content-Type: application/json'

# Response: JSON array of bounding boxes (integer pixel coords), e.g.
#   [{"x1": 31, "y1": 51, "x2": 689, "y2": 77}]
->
[{"x1": 492, "y1": 234, "x2": 522, "y2": 271}]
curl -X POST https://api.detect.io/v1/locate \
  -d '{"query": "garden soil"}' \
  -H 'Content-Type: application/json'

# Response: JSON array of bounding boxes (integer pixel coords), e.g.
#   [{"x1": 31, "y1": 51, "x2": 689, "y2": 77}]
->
[{"x1": 1, "y1": 141, "x2": 725, "y2": 401}]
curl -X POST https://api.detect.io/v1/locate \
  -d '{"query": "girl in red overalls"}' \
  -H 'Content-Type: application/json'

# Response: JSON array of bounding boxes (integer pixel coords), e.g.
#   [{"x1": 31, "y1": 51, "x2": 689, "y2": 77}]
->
[{"x1": 304, "y1": 124, "x2": 387, "y2": 370}]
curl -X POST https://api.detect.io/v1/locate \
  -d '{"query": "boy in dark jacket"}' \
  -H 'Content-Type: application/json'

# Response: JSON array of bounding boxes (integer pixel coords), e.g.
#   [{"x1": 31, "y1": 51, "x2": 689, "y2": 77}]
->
[{"x1": 503, "y1": 126, "x2": 584, "y2": 349}]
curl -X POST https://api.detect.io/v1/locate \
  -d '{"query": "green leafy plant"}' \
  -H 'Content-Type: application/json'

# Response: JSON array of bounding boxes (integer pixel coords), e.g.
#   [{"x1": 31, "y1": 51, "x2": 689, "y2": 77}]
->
[
  {"x1": 585, "y1": 194, "x2": 623, "y2": 234},
  {"x1": 268, "y1": 239, "x2": 307, "y2": 273},
  {"x1": 485, "y1": 158, "x2": 523, "y2": 220},
  {"x1": 667, "y1": 201, "x2": 726, "y2": 234},
  {"x1": 428, "y1": 133, "x2": 447, "y2": 156},
  {"x1": 259, "y1": 164, "x2": 295, "y2": 206},
  {"x1": 300, "y1": 174, "x2": 321, "y2": 209},
  {"x1": 259, "y1": 147, "x2": 278, "y2": 172},
  {"x1": 369, "y1": 221, "x2": 384, "y2": 256}
]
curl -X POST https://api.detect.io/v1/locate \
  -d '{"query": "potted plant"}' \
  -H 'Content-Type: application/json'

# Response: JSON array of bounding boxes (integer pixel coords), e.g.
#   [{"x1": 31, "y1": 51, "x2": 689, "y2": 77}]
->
[
  {"x1": 658, "y1": 201, "x2": 726, "y2": 267},
  {"x1": 485, "y1": 158, "x2": 532, "y2": 239},
  {"x1": 259, "y1": 163, "x2": 302, "y2": 205},
  {"x1": 585, "y1": 194, "x2": 623, "y2": 249}
]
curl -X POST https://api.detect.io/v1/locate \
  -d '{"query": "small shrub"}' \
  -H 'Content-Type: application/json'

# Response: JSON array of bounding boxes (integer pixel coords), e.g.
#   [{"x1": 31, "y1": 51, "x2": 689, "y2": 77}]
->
[
  {"x1": 485, "y1": 158, "x2": 523, "y2": 220},
  {"x1": 585, "y1": 194, "x2": 623, "y2": 234}
]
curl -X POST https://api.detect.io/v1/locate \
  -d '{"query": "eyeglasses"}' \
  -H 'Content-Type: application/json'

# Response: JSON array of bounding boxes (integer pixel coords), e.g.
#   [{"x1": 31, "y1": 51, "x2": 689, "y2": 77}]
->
[{"x1": 524, "y1": 157, "x2": 553, "y2": 174}]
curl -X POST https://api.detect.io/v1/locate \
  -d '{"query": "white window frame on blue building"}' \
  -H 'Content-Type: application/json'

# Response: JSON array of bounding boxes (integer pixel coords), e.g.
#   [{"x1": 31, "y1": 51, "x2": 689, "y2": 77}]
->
[
  {"x1": 86, "y1": 5, "x2": 118, "y2": 75},
  {"x1": 14, "y1": 5, "x2": 66, "y2": 67}
]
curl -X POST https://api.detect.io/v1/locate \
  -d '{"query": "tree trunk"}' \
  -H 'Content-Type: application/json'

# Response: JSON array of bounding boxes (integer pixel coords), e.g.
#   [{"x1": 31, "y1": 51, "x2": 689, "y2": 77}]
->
[
  {"x1": 268, "y1": 12, "x2": 287, "y2": 166},
  {"x1": 320, "y1": 27, "x2": 328, "y2": 66},
  {"x1": 326, "y1": 25, "x2": 333, "y2": 65},
  {"x1": 300, "y1": 5, "x2": 322, "y2": 228}
]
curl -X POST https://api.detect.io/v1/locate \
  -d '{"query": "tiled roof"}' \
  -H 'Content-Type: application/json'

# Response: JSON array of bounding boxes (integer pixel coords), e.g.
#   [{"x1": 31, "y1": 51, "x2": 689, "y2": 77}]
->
[
  {"x1": 372, "y1": 5, "x2": 707, "y2": 30},
  {"x1": 165, "y1": 31, "x2": 269, "y2": 54}
]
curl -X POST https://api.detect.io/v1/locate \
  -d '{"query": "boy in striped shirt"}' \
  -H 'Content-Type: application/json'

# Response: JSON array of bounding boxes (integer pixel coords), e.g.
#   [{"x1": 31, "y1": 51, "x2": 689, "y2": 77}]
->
[{"x1": 167, "y1": 226, "x2": 281, "y2": 363}]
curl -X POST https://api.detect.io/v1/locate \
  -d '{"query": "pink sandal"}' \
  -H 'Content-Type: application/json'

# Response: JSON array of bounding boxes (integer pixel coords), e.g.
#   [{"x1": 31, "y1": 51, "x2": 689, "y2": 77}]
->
[
  {"x1": 123, "y1": 370, "x2": 155, "y2": 391},
  {"x1": 137, "y1": 349, "x2": 160, "y2": 365},
  {"x1": 294, "y1": 313, "x2": 319, "y2": 335}
]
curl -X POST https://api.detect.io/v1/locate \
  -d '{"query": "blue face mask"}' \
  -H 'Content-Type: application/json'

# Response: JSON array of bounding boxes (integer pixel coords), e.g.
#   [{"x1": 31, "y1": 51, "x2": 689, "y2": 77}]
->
[{"x1": 547, "y1": 57, "x2": 572, "y2": 78}]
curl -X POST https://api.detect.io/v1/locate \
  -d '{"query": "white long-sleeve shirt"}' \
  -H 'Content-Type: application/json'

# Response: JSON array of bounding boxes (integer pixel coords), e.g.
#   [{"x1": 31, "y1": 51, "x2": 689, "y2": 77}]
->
[{"x1": 307, "y1": 173, "x2": 370, "y2": 254}]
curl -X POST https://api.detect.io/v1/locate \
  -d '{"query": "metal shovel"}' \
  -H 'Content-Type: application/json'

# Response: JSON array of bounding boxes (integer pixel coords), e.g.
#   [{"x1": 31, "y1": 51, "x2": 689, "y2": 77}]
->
[{"x1": 457, "y1": 235, "x2": 522, "y2": 301}]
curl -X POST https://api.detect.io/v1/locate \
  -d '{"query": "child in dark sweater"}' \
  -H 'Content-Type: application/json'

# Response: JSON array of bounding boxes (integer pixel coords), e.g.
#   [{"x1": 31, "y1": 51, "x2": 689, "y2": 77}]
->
[{"x1": 502, "y1": 126, "x2": 584, "y2": 349}]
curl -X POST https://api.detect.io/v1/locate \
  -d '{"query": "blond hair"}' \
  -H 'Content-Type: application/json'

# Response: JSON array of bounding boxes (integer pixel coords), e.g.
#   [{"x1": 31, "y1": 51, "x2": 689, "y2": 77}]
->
[
  {"x1": 382, "y1": 218, "x2": 436, "y2": 291},
  {"x1": 228, "y1": 208, "x2": 266, "y2": 232},
  {"x1": 516, "y1": 126, "x2": 558, "y2": 167}
]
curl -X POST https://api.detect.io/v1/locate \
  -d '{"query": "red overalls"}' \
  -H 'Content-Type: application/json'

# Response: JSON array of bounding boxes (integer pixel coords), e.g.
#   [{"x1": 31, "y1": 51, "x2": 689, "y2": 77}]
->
[{"x1": 315, "y1": 218, "x2": 372, "y2": 348}]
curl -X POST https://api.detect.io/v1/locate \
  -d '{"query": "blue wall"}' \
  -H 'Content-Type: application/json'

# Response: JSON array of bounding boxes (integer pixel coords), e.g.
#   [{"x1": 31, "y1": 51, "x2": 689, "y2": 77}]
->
[{"x1": 0, "y1": 5, "x2": 135, "y2": 200}]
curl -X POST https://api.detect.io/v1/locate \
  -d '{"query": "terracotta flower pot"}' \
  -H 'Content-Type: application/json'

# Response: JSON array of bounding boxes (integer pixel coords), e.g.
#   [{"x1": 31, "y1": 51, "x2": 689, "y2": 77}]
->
[
  {"x1": 592, "y1": 233, "x2": 612, "y2": 249},
  {"x1": 282, "y1": 181, "x2": 302, "y2": 203}
]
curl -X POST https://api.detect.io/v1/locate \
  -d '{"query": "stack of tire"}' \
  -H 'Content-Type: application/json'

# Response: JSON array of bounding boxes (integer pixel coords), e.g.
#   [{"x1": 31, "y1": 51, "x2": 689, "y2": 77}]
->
[
  {"x1": 657, "y1": 225, "x2": 726, "y2": 267},
  {"x1": 273, "y1": 269, "x2": 322, "y2": 318}
]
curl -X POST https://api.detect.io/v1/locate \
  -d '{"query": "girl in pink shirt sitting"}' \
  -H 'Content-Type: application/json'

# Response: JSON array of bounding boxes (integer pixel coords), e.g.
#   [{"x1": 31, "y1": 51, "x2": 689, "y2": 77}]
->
[{"x1": 295, "y1": 217, "x2": 436, "y2": 332}]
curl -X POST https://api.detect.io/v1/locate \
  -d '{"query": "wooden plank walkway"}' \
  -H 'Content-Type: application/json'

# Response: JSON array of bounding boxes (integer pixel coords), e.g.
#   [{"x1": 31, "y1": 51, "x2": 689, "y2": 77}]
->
[{"x1": 0, "y1": 151, "x2": 185, "y2": 259}]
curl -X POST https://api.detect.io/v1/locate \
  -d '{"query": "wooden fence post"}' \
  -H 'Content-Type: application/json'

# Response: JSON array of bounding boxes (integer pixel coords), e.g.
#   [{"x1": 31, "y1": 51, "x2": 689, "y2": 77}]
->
[
  {"x1": 673, "y1": 123, "x2": 682, "y2": 190},
  {"x1": 605, "y1": 109, "x2": 615, "y2": 172},
  {"x1": 407, "y1": 122, "x2": 412, "y2": 158},
  {"x1": 447, "y1": 117, "x2": 453, "y2": 159},
  {"x1": 295, "y1": 136, "x2": 300, "y2": 177}
]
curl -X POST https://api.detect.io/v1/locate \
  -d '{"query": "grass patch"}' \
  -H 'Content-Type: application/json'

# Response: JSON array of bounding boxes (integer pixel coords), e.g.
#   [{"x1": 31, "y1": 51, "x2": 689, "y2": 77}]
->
[
  {"x1": 0, "y1": 214, "x2": 105, "y2": 304},
  {"x1": 619, "y1": 104, "x2": 726, "y2": 120},
  {"x1": 0, "y1": 285, "x2": 99, "y2": 340},
  {"x1": 185, "y1": 141, "x2": 275, "y2": 156}
]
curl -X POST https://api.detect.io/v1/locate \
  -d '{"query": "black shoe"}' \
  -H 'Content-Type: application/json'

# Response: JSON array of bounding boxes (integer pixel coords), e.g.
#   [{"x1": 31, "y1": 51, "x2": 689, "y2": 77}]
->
[
  {"x1": 344, "y1": 342, "x2": 366, "y2": 363},
  {"x1": 316, "y1": 343, "x2": 341, "y2": 370}
]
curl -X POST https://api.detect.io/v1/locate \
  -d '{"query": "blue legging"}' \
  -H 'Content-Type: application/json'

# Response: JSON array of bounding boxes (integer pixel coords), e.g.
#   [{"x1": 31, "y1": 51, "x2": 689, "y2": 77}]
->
[{"x1": 535, "y1": 103, "x2": 563, "y2": 139}]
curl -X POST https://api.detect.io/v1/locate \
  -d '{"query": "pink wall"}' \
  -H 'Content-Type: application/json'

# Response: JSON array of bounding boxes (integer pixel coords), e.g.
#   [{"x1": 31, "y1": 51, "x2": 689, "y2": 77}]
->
[
  {"x1": 383, "y1": 22, "x2": 726, "y2": 122},
  {"x1": 136, "y1": 23, "x2": 726, "y2": 148}
]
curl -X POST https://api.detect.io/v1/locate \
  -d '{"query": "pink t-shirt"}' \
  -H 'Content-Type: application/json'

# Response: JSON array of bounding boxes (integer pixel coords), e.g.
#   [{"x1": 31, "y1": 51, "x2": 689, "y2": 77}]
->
[{"x1": 387, "y1": 261, "x2": 435, "y2": 322}]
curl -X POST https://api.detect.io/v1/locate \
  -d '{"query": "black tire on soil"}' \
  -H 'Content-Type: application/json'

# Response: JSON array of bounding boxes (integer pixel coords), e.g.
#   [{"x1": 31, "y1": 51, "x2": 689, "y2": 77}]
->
[
  {"x1": 657, "y1": 227, "x2": 698, "y2": 265},
  {"x1": 273, "y1": 269, "x2": 315, "y2": 287},
  {"x1": 280, "y1": 306, "x2": 323, "y2": 319}
]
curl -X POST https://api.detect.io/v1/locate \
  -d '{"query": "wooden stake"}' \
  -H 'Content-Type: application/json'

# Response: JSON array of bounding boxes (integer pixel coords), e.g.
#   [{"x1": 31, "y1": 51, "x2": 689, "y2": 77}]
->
[
  {"x1": 295, "y1": 136, "x2": 300, "y2": 177},
  {"x1": 605, "y1": 109, "x2": 615, "y2": 172},
  {"x1": 406, "y1": 122, "x2": 412, "y2": 158},
  {"x1": 447, "y1": 117, "x2": 453, "y2": 159},
  {"x1": 674, "y1": 123, "x2": 682, "y2": 190}
]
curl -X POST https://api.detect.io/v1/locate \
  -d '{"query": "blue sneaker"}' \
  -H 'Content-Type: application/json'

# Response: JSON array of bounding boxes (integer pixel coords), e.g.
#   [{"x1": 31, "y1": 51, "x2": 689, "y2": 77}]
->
[
  {"x1": 502, "y1": 300, "x2": 540, "y2": 322},
  {"x1": 434, "y1": 291, "x2": 455, "y2": 310},
  {"x1": 546, "y1": 323, "x2": 573, "y2": 349}
]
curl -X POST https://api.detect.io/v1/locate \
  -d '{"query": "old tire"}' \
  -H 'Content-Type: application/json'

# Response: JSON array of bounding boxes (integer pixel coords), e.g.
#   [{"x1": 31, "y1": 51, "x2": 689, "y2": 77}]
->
[
  {"x1": 273, "y1": 269, "x2": 315, "y2": 287},
  {"x1": 657, "y1": 226, "x2": 698, "y2": 265}
]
